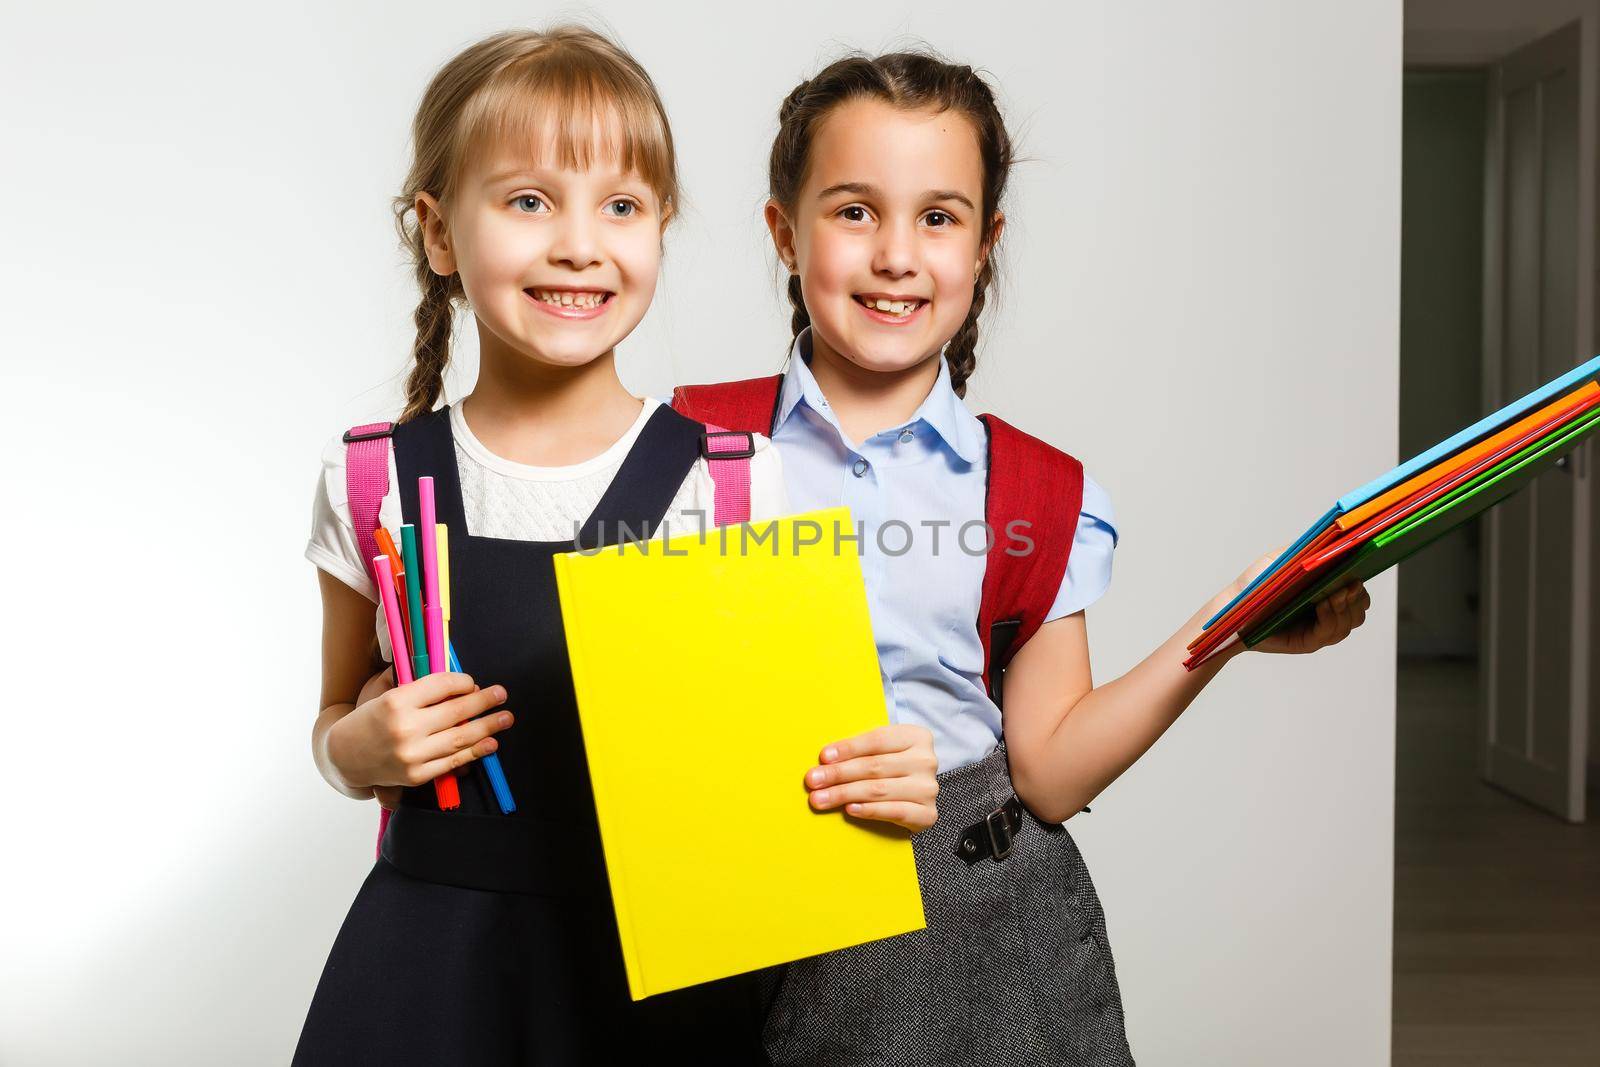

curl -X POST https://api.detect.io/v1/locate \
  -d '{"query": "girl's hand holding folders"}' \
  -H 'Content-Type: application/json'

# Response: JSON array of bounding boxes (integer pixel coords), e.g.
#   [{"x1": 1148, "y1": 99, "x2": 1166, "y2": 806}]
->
[
  {"x1": 804, "y1": 724, "x2": 940, "y2": 833},
  {"x1": 1225, "y1": 548, "x2": 1372, "y2": 658},
  {"x1": 326, "y1": 671, "x2": 514, "y2": 798}
]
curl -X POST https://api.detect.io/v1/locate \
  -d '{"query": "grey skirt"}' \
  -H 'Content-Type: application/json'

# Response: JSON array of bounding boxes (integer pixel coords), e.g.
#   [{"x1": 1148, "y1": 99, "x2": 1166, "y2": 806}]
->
[{"x1": 760, "y1": 743, "x2": 1135, "y2": 1066}]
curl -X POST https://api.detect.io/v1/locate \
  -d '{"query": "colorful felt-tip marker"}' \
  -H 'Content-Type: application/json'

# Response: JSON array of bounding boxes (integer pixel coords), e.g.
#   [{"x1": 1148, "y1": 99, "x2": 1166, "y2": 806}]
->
[
  {"x1": 398, "y1": 523, "x2": 458, "y2": 810},
  {"x1": 374, "y1": 527, "x2": 408, "y2": 641},
  {"x1": 376, "y1": 555, "x2": 456, "y2": 810},
  {"x1": 437, "y1": 520, "x2": 512, "y2": 813},
  {"x1": 399, "y1": 525, "x2": 429, "y2": 681},
  {"x1": 373, "y1": 555, "x2": 413, "y2": 686},
  {"x1": 436, "y1": 523, "x2": 451, "y2": 656},
  {"x1": 450, "y1": 641, "x2": 516, "y2": 815},
  {"x1": 418, "y1": 478, "x2": 447, "y2": 676}
]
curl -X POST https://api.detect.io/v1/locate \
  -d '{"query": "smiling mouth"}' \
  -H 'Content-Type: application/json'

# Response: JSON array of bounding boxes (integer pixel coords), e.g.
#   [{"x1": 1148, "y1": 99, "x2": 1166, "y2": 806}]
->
[
  {"x1": 853, "y1": 295, "x2": 926, "y2": 318},
  {"x1": 525, "y1": 288, "x2": 614, "y2": 310}
]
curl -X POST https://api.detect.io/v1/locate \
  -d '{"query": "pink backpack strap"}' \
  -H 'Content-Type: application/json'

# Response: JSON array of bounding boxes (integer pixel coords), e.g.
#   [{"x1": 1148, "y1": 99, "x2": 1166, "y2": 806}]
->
[
  {"x1": 343, "y1": 423, "x2": 395, "y2": 587},
  {"x1": 342, "y1": 421, "x2": 395, "y2": 858},
  {"x1": 698, "y1": 423, "x2": 753, "y2": 525}
]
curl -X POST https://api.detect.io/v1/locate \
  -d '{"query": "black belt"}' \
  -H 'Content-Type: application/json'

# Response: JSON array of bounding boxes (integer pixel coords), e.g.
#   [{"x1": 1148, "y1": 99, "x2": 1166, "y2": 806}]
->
[
  {"x1": 380, "y1": 804, "x2": 609, "y2": 897},
  {"x1": 955, "y1": 795, "x2": 1026, "y2": 865}
]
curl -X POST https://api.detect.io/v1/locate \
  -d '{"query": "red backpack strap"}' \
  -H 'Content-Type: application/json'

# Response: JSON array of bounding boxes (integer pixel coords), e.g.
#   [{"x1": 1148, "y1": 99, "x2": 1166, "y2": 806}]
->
[
  {"x1": 671, "y1": 375, "x2": 785, "y2": 435},
  {"x1": 342, "y1": 421, "x2": 395, "y2": 858},
  {"x1": 699, "y1": 423, "x2": 754, "y2": 525},
  {"x1": 976, "y1": 413, "x2": 1084, "y2": 710}
]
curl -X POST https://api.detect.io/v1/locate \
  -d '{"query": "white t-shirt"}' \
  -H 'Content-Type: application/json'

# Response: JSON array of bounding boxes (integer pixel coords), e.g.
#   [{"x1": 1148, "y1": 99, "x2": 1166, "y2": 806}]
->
[{"x1": 306, "y1": 396, "x2": 789, "y2": 660}]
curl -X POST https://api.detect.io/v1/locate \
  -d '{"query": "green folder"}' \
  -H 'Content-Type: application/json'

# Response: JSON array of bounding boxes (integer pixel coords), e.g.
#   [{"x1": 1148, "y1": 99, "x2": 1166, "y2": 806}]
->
[{"x1": 1244, "y1": 405, "x2": 1600, "y2": 646}]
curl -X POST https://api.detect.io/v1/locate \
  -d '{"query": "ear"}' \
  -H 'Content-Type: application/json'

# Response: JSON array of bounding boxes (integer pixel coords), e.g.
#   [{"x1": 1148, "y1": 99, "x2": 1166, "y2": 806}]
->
[
  {"x1": 764, "y1": 198, "x2": 799, "y2": 273},
  {"x1": 416, "y1": 192, "x2": 456, "y2": 277},
  {"x1": 977, "y1": 211, "x2": 1005, "y2": 275}
]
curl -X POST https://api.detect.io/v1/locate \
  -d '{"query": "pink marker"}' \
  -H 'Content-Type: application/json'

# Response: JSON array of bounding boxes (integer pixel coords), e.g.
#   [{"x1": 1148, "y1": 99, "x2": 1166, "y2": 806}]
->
[
  {"x1": 374, "y1": 556, "x2": 415, "y2": 685},
  {"x1": 418, "y1": 477, "x2": 446, "y2": 673}
]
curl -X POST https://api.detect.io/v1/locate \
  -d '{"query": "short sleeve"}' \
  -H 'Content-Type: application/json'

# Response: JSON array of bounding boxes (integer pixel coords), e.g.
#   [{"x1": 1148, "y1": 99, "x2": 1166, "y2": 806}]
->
[
  {"x1": 745, "y1": 433, "x2": 790, "y2": 522},
  {"x1": 1043, "y1": 473, "x2": 1118, "y2": 621}
]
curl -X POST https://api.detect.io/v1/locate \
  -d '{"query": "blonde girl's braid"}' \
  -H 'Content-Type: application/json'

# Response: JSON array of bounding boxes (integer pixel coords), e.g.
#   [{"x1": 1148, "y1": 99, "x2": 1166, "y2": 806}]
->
[{"x1": 397, "y1": 219, "x2": 464, "y2": 423}]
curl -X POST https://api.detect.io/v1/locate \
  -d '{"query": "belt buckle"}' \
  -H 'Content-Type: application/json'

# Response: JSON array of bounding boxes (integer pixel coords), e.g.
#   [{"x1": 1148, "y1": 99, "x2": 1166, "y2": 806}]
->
[{"x1": 985, "y1": 807, "x2": 1014, "y2": 861}]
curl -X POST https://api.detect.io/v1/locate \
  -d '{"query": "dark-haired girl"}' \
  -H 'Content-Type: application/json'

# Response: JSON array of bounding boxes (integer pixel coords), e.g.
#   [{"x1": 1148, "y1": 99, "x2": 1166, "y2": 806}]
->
[{"x1": 674, "y1": 50, "x2": 1373, "y2": 1066}]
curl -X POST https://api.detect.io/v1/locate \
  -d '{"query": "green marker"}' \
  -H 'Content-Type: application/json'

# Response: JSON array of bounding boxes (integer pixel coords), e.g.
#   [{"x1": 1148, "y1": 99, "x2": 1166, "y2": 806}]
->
[{"x1": 400, "y1": 524, "x2": 430, "y2": 678}]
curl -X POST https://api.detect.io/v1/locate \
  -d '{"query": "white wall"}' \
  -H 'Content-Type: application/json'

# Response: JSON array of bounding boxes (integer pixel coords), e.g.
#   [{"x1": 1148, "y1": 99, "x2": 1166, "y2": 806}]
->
[{"x1": 0, "y1": 2, "x2": 1400, "y2": 1063}]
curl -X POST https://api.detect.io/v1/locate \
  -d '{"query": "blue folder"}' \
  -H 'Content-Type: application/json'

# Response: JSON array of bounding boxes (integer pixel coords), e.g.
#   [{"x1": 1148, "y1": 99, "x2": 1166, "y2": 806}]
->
[{"x1": 1202, "y1": 352, "x2": 1600, "y2": 631}]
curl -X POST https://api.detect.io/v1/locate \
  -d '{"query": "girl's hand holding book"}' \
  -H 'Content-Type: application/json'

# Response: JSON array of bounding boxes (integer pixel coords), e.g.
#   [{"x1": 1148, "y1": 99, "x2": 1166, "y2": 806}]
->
[
  {"x1": 327, "y1": 671, "x2": 514, "y2": 798},
  {"x1": 805, "y1": 724, "x2": 940, "y2": 833}
]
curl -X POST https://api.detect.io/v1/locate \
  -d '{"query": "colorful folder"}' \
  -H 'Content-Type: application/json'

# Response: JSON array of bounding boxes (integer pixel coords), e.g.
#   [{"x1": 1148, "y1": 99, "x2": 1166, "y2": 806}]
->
[
  {"x1": 552, "y1": 507, "x2": 926, "y2": 1000},
  {"x1": 1187, "y1": 354, "x2": 1600, "y2": 669}
]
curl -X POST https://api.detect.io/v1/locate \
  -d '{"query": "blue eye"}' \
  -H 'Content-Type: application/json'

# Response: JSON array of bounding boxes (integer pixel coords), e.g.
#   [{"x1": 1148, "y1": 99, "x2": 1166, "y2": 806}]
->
[
  {"x1": 605, "y1": 200, "x2": 637, "y2": 218},
  {"x1": 513, "y1": 195, "x2": 547, "y2": 214}
]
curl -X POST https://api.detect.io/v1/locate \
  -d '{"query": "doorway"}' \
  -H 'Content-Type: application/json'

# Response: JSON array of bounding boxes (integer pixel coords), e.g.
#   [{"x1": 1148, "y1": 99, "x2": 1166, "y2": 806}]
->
[{"x1": 1396, "y1": 4, "x2": 1600, "y2": 1062}]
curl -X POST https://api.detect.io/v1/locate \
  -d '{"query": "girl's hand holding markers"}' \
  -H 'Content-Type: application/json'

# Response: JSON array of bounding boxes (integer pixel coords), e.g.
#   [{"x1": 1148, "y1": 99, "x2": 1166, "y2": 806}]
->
[
  {"x1": 327, "y1": 670, "x2": 514, "y2": 799},
  {"x1": 805, "y1": 724, "x2": 940, "y2": 833}
]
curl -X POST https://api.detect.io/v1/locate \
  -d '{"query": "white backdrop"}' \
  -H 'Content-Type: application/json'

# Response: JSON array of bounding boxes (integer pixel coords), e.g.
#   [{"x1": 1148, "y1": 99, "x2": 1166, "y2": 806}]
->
[{"x1": 0, "y1": 1, "x2": 1399, "y2": 1063}]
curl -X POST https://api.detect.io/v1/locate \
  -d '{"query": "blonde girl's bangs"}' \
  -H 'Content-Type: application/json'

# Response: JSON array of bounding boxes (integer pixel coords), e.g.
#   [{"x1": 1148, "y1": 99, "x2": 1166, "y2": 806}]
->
[{"x1": 450, "y1": 59, "x2": 677, "y2": 216}]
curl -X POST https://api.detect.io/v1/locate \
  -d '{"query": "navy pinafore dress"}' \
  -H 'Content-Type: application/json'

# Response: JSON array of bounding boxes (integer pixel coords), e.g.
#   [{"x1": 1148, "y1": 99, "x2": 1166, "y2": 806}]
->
[{"x1": 293, "y1": 404, "x2": 768, "y2": 1065}]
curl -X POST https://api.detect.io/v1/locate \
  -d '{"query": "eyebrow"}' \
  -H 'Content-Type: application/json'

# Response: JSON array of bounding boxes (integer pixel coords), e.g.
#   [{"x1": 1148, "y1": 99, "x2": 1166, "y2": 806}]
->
[
  {"x1": 815, "y1": 181, "x2": 976, "y2": 211},
  {"x1": 484, "y1": 168, "x2": 542, "y2": 186}
]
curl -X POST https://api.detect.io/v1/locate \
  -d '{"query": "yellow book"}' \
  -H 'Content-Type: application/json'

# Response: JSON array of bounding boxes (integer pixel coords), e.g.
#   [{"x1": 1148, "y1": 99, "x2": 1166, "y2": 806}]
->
[{"x1": 551, "y1": 506, "x2": 925, "y2": 1000}]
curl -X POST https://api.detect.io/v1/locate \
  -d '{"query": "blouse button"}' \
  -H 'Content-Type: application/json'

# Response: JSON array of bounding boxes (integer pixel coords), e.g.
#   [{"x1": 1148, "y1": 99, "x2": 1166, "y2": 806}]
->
[
  {"x1": 852, "y1": 457, "x2": 869, "y2": 477},
  {"x1": 898, "y1": 428, "x2": 914, "y2": 443}
]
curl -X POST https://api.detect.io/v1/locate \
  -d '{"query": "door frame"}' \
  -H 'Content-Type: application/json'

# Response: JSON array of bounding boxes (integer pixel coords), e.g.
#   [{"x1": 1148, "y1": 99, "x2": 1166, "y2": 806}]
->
[{"x1": 1479, "y1": 17, "x2": 1595, "y2": 822}]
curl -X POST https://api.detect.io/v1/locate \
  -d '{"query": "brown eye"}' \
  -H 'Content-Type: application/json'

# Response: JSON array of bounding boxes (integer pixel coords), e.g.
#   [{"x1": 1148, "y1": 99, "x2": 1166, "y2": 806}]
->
[
  {"x1": 925, "y1": 211, "x2": 952, "y2": 227},
  {"x1": 840, "y1": 205, "x2": 868, "y2": 223}
]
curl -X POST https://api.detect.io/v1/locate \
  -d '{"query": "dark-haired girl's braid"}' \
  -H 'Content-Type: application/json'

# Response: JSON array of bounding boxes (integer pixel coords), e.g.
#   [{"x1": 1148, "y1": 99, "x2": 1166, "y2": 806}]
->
[
  {"x1": 399, "y1": 265, "x2": 460, "y2": 422},
  {"x1": 944, "y1": 258, "x2": 992, "y2": 398},
  {"x1": 785, "y1": 273, "x2": 811, "y2": 344}
]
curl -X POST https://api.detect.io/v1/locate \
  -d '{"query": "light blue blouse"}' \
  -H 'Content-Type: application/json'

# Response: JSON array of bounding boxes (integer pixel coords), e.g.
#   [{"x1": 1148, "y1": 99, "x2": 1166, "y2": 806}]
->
[{"x1": 771, "y1": 328, "x2": 1118, "y2": 773}]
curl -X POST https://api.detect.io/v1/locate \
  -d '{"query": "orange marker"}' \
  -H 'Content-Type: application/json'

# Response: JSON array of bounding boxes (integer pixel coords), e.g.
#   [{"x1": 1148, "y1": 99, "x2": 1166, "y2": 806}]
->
[{"x1": 374, "y1": 527, "x2": 410, "y2": 648}]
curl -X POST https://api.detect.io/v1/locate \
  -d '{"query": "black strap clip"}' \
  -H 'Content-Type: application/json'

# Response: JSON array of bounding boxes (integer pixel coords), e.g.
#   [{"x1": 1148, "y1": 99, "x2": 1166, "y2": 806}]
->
[
  {"x1": 342, "y1": 423, "x2": 395, "y2": 444},
  {"x1": 700, "y1": 430, "x2": 755, "y2": 460},
  {"x1": 956, "y1": 795, "x2": 1024, "y2": 865}
]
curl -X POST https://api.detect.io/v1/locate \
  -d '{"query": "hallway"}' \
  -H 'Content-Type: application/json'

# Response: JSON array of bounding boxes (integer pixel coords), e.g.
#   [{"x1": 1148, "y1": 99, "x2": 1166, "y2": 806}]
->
[{"x1": 1392, "y1": 658, "x2": 1600, "y2": 1064}]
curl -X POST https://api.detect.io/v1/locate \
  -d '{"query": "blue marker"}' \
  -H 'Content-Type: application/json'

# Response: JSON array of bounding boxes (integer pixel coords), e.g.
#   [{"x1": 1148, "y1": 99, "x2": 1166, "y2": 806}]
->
[{"x1": 452, "y1": 642, "x2": 516, "y2": 814}]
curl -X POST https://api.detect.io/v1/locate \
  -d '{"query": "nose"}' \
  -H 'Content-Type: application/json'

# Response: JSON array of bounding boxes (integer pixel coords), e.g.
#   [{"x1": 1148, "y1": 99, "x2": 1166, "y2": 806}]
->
[
  {"x1": 871, "y1": 215, "x2": 918, "y2": 279},
  {"x1": 547, "y1": 210, "x2": 603, "y2": 271}
]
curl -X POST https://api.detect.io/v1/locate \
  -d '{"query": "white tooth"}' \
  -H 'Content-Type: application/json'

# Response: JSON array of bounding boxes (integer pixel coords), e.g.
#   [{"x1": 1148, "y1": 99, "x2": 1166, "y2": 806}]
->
[
  {"x1": 559, "y1": 292, "x2": 572, "y2": 306},
  {"x1": 872, "y1": 298, "x2": 890, "y2": 311},
  {"x1": 891, "y1": 301, "x2": 907, "y2": 315}
]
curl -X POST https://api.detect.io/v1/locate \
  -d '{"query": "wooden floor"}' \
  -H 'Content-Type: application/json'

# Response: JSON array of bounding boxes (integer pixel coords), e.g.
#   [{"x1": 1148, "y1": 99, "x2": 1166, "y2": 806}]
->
[{"x1": 1392, "y1": 658, "x2": 1600, "y2": 1065}]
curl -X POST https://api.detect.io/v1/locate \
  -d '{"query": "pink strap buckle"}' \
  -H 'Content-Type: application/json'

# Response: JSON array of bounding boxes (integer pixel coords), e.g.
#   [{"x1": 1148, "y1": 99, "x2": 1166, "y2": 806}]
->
[{"x1": 700, "y1": 426, "x2": 753, "y2": 526}]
